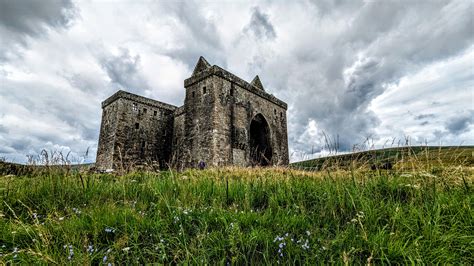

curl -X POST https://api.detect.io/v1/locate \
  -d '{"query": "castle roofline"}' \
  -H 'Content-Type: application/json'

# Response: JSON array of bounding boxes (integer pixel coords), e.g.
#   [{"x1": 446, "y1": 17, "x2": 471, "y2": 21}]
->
[
  {"x1": 101, "y1": 90, "x2": 178, "y2": 111},
  {"x1": 184, "y1": 65, "x2": 287, "y2": 110}
]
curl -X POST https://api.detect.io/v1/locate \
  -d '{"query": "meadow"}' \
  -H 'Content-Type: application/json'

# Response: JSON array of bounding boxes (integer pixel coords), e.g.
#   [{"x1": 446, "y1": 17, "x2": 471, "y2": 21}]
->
[{"x1": 0, "y1": 146, "x2": 473, "y2": 264}]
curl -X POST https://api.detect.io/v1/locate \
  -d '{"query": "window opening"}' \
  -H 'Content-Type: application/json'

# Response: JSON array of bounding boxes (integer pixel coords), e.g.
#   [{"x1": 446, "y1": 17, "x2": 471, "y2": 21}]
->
[
  {"x1": 143, "y1": 108, "x2": 147, "y2": 114},
  {"x1": 203, "y1": 86, "x2": 207, "y2": 94},
  {"x1": 154, "y1": 110, "x2": 157, "y2": 116},
  {"x1": 135, "y1": 123, "x2": 139, "y2": 129},
  {"x1": 132, "y1": 103, "x2": 138, "y2": 112}
]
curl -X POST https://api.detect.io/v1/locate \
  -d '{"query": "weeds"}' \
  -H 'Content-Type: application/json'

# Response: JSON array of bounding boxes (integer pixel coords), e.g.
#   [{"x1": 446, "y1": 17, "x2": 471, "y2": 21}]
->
[
  {"x1": 0, "y1": 163, "x2": 472, "y2": 264},
  {"x1": 0, "y1": 146, "x2": 472, "y2": 263}
]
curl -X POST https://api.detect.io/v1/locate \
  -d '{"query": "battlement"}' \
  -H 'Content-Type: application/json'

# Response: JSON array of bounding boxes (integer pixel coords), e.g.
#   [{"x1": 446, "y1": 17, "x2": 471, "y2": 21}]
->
[
  {"x1": 184, "y1": 65, "x2": 287, "y2": 110},
  {"x1": 101, "y1": 90, "x2": 178, "y2": 111}
]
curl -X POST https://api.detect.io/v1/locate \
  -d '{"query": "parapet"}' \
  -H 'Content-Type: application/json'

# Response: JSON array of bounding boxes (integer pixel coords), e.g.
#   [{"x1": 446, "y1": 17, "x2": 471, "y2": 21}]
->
[
  {"x1": 184, "y1": 65, "x2": 288, "y2": 110},
  {"x1": 101, "y1": 90, "x2": 178, "y2": 111}
]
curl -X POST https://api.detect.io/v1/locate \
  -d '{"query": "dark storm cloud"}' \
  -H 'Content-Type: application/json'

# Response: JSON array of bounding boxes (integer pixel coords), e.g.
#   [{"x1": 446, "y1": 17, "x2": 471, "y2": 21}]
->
[
  {"x1": 0, "y1": 0, "x2": 76, "y2": 61},
  {"x1": 244, "y1": 7, "x2": 276, "y2": 40},
  {"x1": 445, "y1": 111, "x2": 473, "y2": 134},
  {"x1": 286, "y1": 0, "x2": 474, "y2": 154},
  {"x1": 414, "y1": 114, "x2": 436, "y2": 120},
  {"x1": 157, "y1": 1, "x2": 226, "y2": 69},
  {"x1": 0, "y1": 124, "x2": 8, "y2": 133},
  {"x1": 0, "y1": 77, "x2": 100, "y2": 163},
  {"x1": 99, "y1": 48, "x2": 150, "y2": 95}
]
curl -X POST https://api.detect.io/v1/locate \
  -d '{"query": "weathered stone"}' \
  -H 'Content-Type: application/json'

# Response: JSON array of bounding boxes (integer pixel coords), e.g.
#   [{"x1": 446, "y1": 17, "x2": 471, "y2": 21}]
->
[{"x1": 96, "y1": 57, "x2": 289, "y2": 171}]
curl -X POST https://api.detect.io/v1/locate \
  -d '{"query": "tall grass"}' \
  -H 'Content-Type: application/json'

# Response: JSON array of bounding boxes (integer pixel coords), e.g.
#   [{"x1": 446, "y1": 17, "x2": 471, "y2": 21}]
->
[{"x1": 0, "y1": 165, "x2": 472, "y2": 264}]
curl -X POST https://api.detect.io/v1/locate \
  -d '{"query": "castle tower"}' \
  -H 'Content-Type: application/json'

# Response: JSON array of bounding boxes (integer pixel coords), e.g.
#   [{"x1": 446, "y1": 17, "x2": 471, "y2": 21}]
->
[
  {"x1": 96, "y1": 91, "x2": 176, "y2": 171},
  {"x1": 173, "y1": 57, "x2": 289, "y2": 168}
]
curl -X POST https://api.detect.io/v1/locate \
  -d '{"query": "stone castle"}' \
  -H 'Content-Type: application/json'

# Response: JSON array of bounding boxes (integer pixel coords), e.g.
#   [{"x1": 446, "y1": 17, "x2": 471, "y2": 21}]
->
[{"x1": 96, "y1": 57, "x2": 288, "y2": 170}]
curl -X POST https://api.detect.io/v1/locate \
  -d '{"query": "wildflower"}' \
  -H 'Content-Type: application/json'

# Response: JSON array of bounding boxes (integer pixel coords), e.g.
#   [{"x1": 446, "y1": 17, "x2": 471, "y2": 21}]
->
[
  {"x1": 32, "y1": 213, "x2": 38, "y2": 219},
  {"x1": 87, "y1": 245, "x2": 94, "y2": 255},
  {"x1": 306, "y1": 230, "x2": 311, "y2": 236},
  {"x1": 58, "y1": 217, "x2": 65, "y2": 221},
  {"x1": 122, "y1": 247, "x2": 130, "y2": 252},
  {"x1": 72, "y1": 208, "x2": 81, "y2": 215},
  {"x1": 103, "y1": 255, "x2": 107, "y2": 263},
  {"x1": 273, "y1": 236, "x2": 284, "y2": 242},
  {"x1": 301, "y1": 239, "x2": 310, "y2": 250},
  {"x1": 105, "y1": 227, "x2": 116, "y2": 233},
  {"x1": 64, "y1": 244, "x2": 74, "y2": 260}
]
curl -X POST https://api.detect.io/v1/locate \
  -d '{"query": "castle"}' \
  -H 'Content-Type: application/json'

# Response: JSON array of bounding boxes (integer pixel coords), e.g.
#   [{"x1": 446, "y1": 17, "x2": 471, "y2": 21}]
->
[{"x1": 96, "y1": 57, "x2": 288, "y2": 170}]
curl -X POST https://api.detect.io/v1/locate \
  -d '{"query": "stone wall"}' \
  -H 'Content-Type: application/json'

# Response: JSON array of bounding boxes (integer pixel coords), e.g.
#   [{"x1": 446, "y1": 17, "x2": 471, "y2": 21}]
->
[
  {"x1": 96, "y1": 100, "x2": 119, "y2": 170},
  {"x1": 96, "y1": 91, "x2": 176, "y2": 170}
]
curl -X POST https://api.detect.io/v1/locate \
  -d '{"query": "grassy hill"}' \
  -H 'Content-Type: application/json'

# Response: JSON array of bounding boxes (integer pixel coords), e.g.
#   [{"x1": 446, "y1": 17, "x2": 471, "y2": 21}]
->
[
  {"x1": 291, "y1": 146, "x2": 474, "y2": 170},
  {"x1": 0, "y1": 147, "x2": 473, "y2": 264}
]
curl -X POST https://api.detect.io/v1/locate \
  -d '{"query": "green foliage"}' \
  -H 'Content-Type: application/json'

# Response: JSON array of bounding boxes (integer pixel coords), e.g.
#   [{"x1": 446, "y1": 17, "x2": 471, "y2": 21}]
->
[{"x1": 0, "y1": 165, "x2": 472, "y2": 264}]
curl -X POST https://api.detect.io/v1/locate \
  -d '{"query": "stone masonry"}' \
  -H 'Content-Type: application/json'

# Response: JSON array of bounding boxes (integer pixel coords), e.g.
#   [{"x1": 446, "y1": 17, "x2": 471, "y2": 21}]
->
[{"x1": 96, "y1": 57, "x2": 289, "y2": 170}]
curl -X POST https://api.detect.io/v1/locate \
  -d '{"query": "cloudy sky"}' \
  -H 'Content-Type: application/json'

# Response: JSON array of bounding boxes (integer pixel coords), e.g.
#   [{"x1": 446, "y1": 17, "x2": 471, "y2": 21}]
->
[{"x1": 0, "y1": 0, "x2": 472, "y2": 164}]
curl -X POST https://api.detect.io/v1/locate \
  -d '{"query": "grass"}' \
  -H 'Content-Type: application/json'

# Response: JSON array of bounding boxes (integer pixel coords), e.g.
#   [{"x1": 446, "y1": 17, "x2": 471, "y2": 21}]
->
[
  {"x1": 0, "y1": 150, "x2": 473, "y2": 264},
  {"x1": 291, "y1": 146, "x2": 474, "y2": 170}
]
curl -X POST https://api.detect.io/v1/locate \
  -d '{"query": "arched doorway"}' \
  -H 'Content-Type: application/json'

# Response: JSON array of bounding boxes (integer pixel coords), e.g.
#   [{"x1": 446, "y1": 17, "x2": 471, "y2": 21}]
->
[{"x1": 249, "y1": 114, "x2": 272, "y2": 166}]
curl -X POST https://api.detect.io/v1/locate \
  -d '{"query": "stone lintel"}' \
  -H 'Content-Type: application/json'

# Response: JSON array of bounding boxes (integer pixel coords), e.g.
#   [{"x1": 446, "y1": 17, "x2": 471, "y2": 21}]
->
[
  {"x1": 184, "y1": 66, "x2": 288, "y2": 110},
  {"x1": 102, "y1": 90, "x2": 178, "y2": 111}
]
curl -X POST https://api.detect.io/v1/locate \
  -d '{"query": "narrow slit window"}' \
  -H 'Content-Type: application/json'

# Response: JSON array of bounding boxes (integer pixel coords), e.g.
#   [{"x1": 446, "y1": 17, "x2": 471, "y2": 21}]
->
[
  {"x1": 154, "y1": 110, "x2": 157, "y2": 116},
  {"x1": 203, "y1": 86, "x2": 207, "y2": 94},
  {"x1": 143, "y1": 108, "x2": 147, "y2": 114},
  {"x1": 135, "y1": 123, "x2": 139, "y2": 129},
  {"x1": 192, "y1": 91, "x2": 195, "y2": 98}
]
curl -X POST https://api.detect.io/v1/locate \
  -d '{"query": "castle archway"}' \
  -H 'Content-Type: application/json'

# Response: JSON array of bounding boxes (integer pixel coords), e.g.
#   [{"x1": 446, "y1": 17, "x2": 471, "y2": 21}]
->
[{"x1": 249, "y1": 114, "x2": 272, "y2": 166}]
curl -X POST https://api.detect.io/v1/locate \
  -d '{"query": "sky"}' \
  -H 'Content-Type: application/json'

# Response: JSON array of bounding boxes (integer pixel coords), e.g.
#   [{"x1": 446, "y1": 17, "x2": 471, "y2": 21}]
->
[{"x1": 0, "y1": 0, "x2": 473, "y2": 164}]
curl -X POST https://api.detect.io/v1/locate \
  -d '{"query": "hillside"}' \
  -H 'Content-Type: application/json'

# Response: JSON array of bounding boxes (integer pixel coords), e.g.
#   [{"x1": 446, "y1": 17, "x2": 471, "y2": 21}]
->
[{"x1": 291, "y1": 146, "x2": 474, "y2": 170}]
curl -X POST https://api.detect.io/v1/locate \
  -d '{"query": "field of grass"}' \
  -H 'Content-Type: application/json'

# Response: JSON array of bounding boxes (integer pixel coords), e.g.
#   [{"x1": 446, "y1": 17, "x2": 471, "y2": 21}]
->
[{"x1": 0, "y1": 148, "x2": 473, "y2": 264}]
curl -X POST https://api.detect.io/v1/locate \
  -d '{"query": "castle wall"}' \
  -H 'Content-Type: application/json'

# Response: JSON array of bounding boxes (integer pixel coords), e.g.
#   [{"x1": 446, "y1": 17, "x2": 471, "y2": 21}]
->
[
  {"x1": 171, "y1": 106, "x2": 185, "y2": 167},
  {"x1": 96, "y1": 100, "x2": 119, "y2": 170},
  {"x1": 231, "y1": 80, "x2": 289, "y2": 165},
  {"x1": 96, "y1": 91, "x2": 176, "y2": 170},
  {"x1": 182, "y1": 75, "x2": 220, "y2": 167}
]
